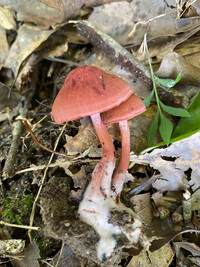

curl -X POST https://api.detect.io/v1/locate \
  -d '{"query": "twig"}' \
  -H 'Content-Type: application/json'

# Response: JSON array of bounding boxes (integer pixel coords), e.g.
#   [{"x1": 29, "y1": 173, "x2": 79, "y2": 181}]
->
[
  {"x1": 0, "y1": 220, "x2": 39, "y2": 230},
  {"x1": 125, "y1": 175, "x2": 160, "y2": 198},
  {"x1": 55, "y1": 242, "x2": 65, "y2": 267},
  {"x1": 28, "y1": 123, "x2": 68, "y2": 241},
  {"x1": 2, "y1": 96, "x2": 32, "y2": 179},
  {"x1": 14, "y1": 157, "x2": 98, "y2": 175},
  {"x1": 40, "y1": 260, "x2": 54, "y2": 267},
  {"x1": 23, "y1": 120, "x2": 74, "y2": 159},
  {"x1": 23, "y1": 115, "x2": 48, "y2": 141},
  {"x1": 44, "y1": 56, "x2": 81, "y2": 67},
  {"x1": 3, "y1": 255, "x2": 24, "y2": 261}
]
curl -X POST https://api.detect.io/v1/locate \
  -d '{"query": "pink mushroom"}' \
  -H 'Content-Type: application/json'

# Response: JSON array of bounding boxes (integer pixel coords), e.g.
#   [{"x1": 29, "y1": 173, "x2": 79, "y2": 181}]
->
[
  {"x1": 101, "y1": 94, "x2": 146, "y2": 197},
  {"x1": 51, "y1": 65, "x2": 133, "y2": 214}
]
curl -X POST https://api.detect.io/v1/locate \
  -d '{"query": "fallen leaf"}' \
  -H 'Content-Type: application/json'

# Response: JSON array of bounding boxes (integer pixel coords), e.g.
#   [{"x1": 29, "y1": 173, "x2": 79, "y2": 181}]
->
[
  {"x1": 0, "y1": 5, "x2": 16, "y2": 30},
  {"x1": 134, "y1": 26, "x2": 200, "y2": 65},
  {"x1": 0, "y1": 82, "x2": 21, "y2": 110},
  {"x1": 64, "y1": 123, "x2": 99, "y2": 155},
  {"x1": 0, "y1": 0, "x2": 64, "y2": 28},
  {"x1": 130, "y1": 131, "x2": 200, "y2": 191},
  {"x1": 130, "y1": 193, "x2": 153, "y2": 225},
  {"x1": 40, "y1": 0, "x2": 85, "y2": 22},
  {"x1": 4, "y1": 23, "x2": 55, "y2": 77},
  {"x1": 0, "y1": 27, "x2": 9, "y2": 69},
  {"x1": 191, "y1": 189, "x2": 200, "y2": 211},
  {"x1": 11, "y1": 241, "x2": 40, "y2": 267},
  {"x1": 49, "y1": 244, "x2": 80, "y2": 267},
  {"x1": 127, "y1": 243, "x2": 174, "y2": 267},
  {"x1": 155, "y1": 52, "x2": 200, "y2": 86},
  {"x1": 174, "y1": 241, "x2": 200, "y2": 256},
  {"x1": 0, "y1": 239, "x2": 25, "y2": 255},
  {"x1": 89, "y1": 0, "x2": 200, "y2": 46}
]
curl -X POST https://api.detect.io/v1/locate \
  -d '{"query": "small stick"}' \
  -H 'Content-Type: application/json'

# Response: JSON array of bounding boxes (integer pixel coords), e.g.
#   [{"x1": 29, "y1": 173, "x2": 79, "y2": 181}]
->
[
  {"x1": 23, "y1": 120, "x2": 74, "y2": 159},
  {"x1": 0, "y1": 220, "x2": 39, "y2": 230},
  {"x1": 55, "y1": 241, "x2": 65, "y2": 267},
  {"x1": 2, "y1": 98, "x2": 30, "y2": 179}
]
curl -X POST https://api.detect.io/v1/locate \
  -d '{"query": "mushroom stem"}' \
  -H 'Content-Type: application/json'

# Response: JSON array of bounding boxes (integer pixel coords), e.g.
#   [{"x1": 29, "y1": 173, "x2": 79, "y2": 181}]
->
[
  {"x1": 89, "y1": 113, "x2": 116, "y2": 198},
  {"x1": 78, "y1": 113, "x2": 117, "y2": 259},
  {"x1": 111, "y1": 120, "x2": 130, "y2": 196},
  {"x1": 78, "y1": 112, "x2": 115, "y2": 210}
]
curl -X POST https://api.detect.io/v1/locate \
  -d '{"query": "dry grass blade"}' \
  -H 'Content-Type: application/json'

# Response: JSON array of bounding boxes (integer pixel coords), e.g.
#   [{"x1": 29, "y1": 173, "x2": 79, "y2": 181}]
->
[
  {"x1": 28, "y1": 122, "x2": 68, "y2": 241},
  {"x1": 0, "y1": 220, "x2": 39, "y2": 230}
]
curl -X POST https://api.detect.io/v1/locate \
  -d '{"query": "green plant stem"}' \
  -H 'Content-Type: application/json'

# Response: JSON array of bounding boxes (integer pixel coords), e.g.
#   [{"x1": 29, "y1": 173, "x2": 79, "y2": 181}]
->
[{"x1": 147, "y1": 54, "x2": 161, "y2": 113}]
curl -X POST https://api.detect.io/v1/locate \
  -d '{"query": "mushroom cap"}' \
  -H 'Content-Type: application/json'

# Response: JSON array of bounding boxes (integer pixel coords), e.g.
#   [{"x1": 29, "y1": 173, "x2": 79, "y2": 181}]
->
[
  {"x1": 101, "y1": 94, "x2": 146, "y2": 125},
  {"x1": 52, "y1": 65, "x2": 133, "y2": 123}
]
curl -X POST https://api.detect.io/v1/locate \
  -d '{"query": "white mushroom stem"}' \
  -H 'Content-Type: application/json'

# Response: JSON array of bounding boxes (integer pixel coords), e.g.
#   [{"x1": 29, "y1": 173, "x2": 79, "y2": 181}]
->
[
  {"x1": 78, "y1": 113, "x2": 117, "y2": 260},
  {"x1": 111, "y1": 120, "x2": 130, "y2": 196}
]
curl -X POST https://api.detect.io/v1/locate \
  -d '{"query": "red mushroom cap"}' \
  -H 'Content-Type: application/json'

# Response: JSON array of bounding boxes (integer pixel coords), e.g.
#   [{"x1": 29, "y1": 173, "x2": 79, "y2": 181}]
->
[
  {"x1": 52, "y1": 66, "x2": 133, "y2": 123},
  {"x1": 101, "y1": 94, "x2": 146, "y2": 125}
]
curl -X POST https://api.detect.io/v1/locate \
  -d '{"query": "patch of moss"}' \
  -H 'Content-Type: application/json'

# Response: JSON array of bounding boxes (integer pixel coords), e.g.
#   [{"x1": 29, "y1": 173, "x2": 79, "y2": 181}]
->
[
  {"x1": 35, "y1": 236, "x2": 55, "y2": 258},
  {"x1": 3, "y1": 194, "x2": 34, "y2": 224}
]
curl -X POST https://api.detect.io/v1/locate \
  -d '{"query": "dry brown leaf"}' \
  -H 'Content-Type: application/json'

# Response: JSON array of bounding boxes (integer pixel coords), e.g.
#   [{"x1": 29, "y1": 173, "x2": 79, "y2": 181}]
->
[
  {"x1": 88, "y1": 1, "x2": 136, "y2": 45},
  {"x1": 0, "y1": 27, "x2": 9, "y2": 69},
  {"x1": 130, "y1": 193, "x2": 153, "y2": 225},
  {"x1": 11, "y1": 241, "x2": 40, "y2": 267},
  {"x1": 0, "y1": 82, "x2": 21, "y2": 111},
  {"x1": 129, "y1": 110, "x2": 149, "y2": 153},
  {"x1": 4, "y1": 23, "x2": 55, "y2": 77},
  {"x1": 175, "y1": 241, "x2": 200, "y2": 256},
  {"x1": 64, "y1": 123, "x2": 99, "y2": 155},
  {"x1": 0, "y1": 0, "x2": 64, "y2": 28},
  {"x1": 40, "y1": 0, "x2": 85, "y2": 22},
  {"x1": 130, "y1": 131, "x2": 200, "y2": 191},
  {"x1": 49, "y1": 244, "x2": 80, "y2": 267},
  {"x1": 0, "y1": 6, "x2": 16, "y2": 30},
  {"x1": 127, "y1": 243, "x2": 174, "y2": 267},
  {"x1": 152, "y1": 192, "x2": 170, "y2": 208},
  {"x1": 155, "y1": 52, "x2": 200, "y2": 86},
  {"x1": 134, "y1": 26, "x2": 200, "y2": 64},
  {"x1": 191, "y1": 189, "x2": 200, "y2": 211},
  {"x1": 88, "y1": 0, "x2": 200, "y2": 46}
]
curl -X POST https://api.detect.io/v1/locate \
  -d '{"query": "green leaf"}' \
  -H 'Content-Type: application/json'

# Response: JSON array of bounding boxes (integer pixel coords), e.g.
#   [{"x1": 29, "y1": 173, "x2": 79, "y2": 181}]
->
[
  {"x1": 143, "y1": 88, "x2": 155, "y2": 107},
  {"x1": 160, "y1": 101, "x2": 191, "y2": 117},
  {"x1": 173, "y1": 91, "x2": 200, "y2": 138},
  {"x1": 154, "y1": 71, "x2": 182, "y2": 88},
  {"x1": 147, "y1": 110, "x2": 159, "y2": 147},
  {"x1": 140, "y1": 129, "x2": 199, "y2": 155},
  {"x1": 159, "y1": 112, "x2": 173, "y2": 145}
]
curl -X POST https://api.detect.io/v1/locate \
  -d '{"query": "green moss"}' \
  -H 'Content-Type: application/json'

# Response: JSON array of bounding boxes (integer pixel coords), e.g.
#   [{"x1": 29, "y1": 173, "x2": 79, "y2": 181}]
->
[
  {"x1": 3, "y1": 194, "x2": 34, "y2": 224},
  {"x1": 35, "y1": 236, "x2": 55, "y2": 258}
]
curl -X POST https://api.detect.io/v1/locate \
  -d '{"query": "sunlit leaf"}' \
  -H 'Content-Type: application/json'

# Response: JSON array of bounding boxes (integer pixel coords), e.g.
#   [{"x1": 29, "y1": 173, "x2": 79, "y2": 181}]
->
[
  {"x1": 173, "y1": 91, "x2": 200, "y2": 138},
  {"x1": 154, "y1": 71, "x2": 182, "y2": 88}
]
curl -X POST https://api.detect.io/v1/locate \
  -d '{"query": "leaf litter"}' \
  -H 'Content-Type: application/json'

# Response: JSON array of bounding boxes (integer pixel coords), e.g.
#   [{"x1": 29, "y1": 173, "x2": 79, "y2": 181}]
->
[{"x1": 0, "y1": 0, "x2": 200, "y2": 266}]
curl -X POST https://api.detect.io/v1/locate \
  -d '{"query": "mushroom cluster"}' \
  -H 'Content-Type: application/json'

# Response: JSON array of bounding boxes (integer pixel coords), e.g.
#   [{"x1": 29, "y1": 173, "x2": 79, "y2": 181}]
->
[{"x1": 51, "y1": 65, "x2": 146, "y2": 260}]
